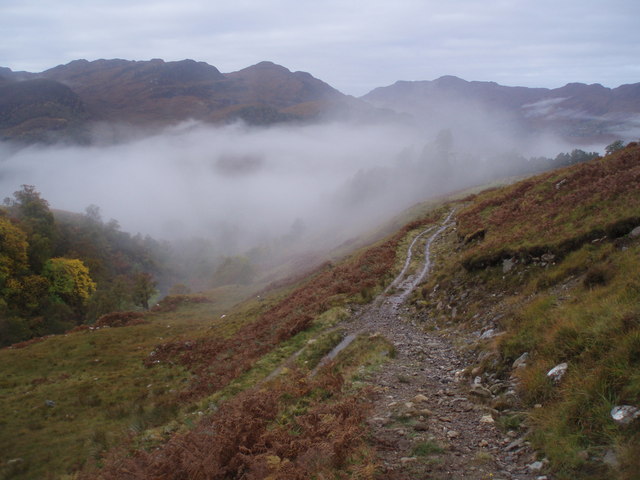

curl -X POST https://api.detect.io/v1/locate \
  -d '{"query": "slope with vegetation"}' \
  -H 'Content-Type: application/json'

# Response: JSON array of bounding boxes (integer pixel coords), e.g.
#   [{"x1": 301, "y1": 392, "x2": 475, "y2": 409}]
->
[
  {"x1": 0, "y1": 186, "x2": 166, "y2": 346},
  {"x1": 416, "y1": 142, "x2": 640, "y2": 479},
  {"x1": 1, "y1": 144, "x2": 639, "y2": 479}
]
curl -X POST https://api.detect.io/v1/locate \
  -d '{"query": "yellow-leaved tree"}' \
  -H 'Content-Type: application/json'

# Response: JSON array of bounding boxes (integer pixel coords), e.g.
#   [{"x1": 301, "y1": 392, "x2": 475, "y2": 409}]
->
[
  {"x1": 43, "y1": 257, "x2": 97, "y2": 310},
  {"x1": 0, "y1": 216, "x2": 29, "y2": 293}
]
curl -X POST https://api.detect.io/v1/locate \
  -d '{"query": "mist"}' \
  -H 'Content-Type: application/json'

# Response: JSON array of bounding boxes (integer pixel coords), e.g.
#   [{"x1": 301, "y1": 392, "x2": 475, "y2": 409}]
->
[{"x1": 0, "y1": 117, "x2": 590, "y2": 267}]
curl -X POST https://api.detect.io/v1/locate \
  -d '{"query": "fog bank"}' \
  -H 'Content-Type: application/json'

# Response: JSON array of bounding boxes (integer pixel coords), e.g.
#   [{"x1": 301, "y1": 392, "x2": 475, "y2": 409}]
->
[{"x1": 0, "y1": 120, "x2": 587, "y2": 259}]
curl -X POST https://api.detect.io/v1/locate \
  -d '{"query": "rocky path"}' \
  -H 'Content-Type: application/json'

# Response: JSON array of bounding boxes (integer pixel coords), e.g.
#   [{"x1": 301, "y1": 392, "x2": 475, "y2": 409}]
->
[{"x1": 330, "y1": 212, "x2": 546, "y2": 479}]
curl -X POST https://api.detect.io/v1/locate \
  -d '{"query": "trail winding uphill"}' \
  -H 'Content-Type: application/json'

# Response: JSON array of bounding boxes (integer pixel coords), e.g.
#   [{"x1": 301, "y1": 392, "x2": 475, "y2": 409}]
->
[{"x1": 327, "y1": 211, "x2": 543, "y2": 479}]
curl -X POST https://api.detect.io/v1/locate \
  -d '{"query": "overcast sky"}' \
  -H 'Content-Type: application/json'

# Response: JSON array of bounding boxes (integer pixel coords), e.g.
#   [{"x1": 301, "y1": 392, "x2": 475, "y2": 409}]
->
[{"x1": 1, "y1": 0, "x2": 639, "y2": 96}]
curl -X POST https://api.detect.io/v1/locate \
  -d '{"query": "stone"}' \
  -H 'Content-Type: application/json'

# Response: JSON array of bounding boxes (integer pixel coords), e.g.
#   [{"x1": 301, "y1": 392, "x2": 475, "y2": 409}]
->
[
  {"x1": 512, "y1": 352, "x2": 529, "y2": 369},
  {"x1": 541, "y1": 253, "x2": 556, "y2": 263},
  {"x1": 470, "y1": 383, "x2": 492, "y2": 399},
  {"x1": 412, "y1": 394, "x2": 429, "y2": 403},
  {"x1": 528, "y1": 461, "x2": 544, "y2": 472},
  {"x1": 547, "y1": 362, "x2": 568, "y2": 383},
  {"x1": 480, "y1": 329, "x2": 496, "y2": 339},
  {"x1": 478, "y1": 439, "x2": 489, "y2": 447},
  {"x1": 502, "y1": 258, "x2": 515, "y2": 273},
  {"x1": 45, "y1": 399, "x2": 55, "y2": 407},
  {"x1": 413, "y1": 422, "x2": 429, "y2": 431},
  {"x1": 447, "y1": 430, "x2": 460, "y2": 439},
  {"x1": 505, "y1": 437, "x2": 526, "y2": 451},
  {"x1": 400, "y1": 457, "x2": 417, "y2": 465},
  {"x1": 480, "y1": 414, "x2": 494, "y2": 424},
  {"x1": 629, "y1": 226, "x2": 640, "y2": 238},
  {"x1": 610, "y1": 405, "x2": 640, "y2": 425},
  {"x1": 602, "y1": 449, "x2": 619, "y2": 468}
]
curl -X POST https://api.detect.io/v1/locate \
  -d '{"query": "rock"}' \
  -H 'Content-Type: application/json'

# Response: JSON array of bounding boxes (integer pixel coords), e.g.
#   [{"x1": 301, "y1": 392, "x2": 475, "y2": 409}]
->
[
  {"x1": 419, "y1": 408, "x2": 433, "y2": 416},
  {"x1": 503, "y1": 258, "x2": 515, "y2": 273},
  {"x1": 412, "y1": 394, "x2": 429, "y2": 403},
  {"x1": 480, "y1": 414, "x2": 494, "y2": 424},
  {"x1": 413, "y1": 422, "x2": 429, "y2": 431},
  {"x1": 447, "y1": 429, "x2": 460, "y2": 439},
  {"x1": 478, "y1": 439, "x2": 489, "y2": 447},
  {"x1": 505, "y1": 437, "x2": 526, "y2": 451},
  {"x1": 480, "y1": 329, "x2": 496, "y2": 339},
  {"x1": 610, "y1": 405, "x2": 640, "y2": 425},
  {"x1": 555, "y1": 178, "x2": 567, "y2": 189},
  {"x1": 404, "y1": 402, "x2": 415, "y2": 409},
  {"x1": 512, "y1": 352, "x2": 529, "y2": 369},
  {"x1": 629, "y1": 226, "x2": 640, "y2": 238},
  {"x1": 45, "y1": 399, "x2": 55, "y2": 407},
  {"x1": 528, "y1": 461, "x2": 544, "y2": 472},
  {"x1": 547, "y1": 362, "x2": 568, "y2": 383},
  {"x1": 400, "y1": 457, "x2": 417, "y2": 465},
  {"x1": 469, "y1": 383, "x2": 492, "y2": 399},
  {"x1": 541, "y1": 253, "x2": 556, "y2": 263},
  {"x1": 602, "y1": 449, "x2": 619, "y2": 468}
]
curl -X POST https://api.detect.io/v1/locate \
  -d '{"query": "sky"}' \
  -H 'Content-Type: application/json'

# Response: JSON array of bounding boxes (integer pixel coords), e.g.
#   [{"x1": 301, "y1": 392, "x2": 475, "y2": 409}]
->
[{"x1": 1, "y1": 0, "x2": 639, "y2": 96}]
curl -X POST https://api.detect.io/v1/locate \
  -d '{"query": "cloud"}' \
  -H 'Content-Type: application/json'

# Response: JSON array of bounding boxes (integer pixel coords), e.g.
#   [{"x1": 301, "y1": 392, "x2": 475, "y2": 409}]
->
[{"x1": 1, "y1": 0, "x2": 639, "y2": 95}]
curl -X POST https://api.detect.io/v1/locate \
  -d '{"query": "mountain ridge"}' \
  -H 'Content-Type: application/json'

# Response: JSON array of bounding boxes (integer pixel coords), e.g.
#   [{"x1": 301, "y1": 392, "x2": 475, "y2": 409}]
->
[{"x1": 1, "y1": 59, "x2": 639, "y2": 144}]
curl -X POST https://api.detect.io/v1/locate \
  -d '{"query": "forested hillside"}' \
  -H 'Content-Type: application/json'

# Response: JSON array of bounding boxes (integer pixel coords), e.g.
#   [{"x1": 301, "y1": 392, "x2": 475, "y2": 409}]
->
[{"x1": 0, "y1": 185, "x2": 164, "y2": 345}]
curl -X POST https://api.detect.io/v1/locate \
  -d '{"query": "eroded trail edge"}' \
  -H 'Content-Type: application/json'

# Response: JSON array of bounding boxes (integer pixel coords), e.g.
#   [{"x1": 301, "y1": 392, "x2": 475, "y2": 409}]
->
[{"x1": 334, "y1": 211, "x2": 539, "y2": 480}]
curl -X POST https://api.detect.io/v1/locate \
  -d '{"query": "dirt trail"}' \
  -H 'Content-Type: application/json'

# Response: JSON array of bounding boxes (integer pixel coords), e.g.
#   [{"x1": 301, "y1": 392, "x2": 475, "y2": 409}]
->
[{"x1": 330, "y1": 212, "x2": 543, "y2": 479}]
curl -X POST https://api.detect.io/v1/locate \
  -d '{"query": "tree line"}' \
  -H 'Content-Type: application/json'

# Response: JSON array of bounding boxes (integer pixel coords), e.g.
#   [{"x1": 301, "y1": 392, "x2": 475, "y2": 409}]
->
[{"x1": 0, "y1": 185, "x2": 162, "y2": 346}]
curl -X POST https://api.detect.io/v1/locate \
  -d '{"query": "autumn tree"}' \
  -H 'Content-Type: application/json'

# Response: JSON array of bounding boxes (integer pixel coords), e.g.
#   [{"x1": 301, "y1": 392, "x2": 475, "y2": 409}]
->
[
  {"x1": 4, "y1": 185, "x2": 56, "y2": 271},
  {"x1": 43, "y1": 257, "x2": 96, "y2": 311},
  {"x1": 0, "y1": 216, "x2": 29, "y2": 291},
  {"x1": 131, "y1": 272, "x2": 157, "y2": 310}
]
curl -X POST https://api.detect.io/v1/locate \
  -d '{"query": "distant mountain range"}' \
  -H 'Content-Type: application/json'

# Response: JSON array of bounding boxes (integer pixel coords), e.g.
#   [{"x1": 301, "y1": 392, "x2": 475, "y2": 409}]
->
[{"x1": 1, "y1": 58, "x2": 639, "y2": 144}]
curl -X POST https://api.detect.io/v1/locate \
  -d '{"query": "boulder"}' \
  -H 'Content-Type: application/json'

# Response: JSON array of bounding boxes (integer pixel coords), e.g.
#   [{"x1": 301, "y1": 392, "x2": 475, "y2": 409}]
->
[
  {"x1": 512, "y1": 352, "x2": 529, "y2": 369},
  {"x1": 610, "y1": 405, "x2": 640, "y2": 425},
  {"x1": 547, "y1": 362, "x2": 568, "y2": 383}
]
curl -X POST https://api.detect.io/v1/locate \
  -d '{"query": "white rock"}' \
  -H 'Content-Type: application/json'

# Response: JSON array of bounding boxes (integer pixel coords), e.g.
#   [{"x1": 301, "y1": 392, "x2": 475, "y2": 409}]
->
[
  {"x1": 611, "y1": 405, "x2": 640, "y2": 425},
  {"x1": 528, "y1": 461, "x2": 544, "y2": 472},
  {"x1": 547, "y1": 362, "x2": 568, "y2": 383},
  {"x1": 512, "y1": 352, "x2": 529, "y2": 369},
  {"x1": 629, "y1": 226, "x2": 640, "y2": 238},
  {"x1": 480, "y1": 329, "x2": 496, "y2": 339},
  {"x1": 480, "y1": 414, "x2": 494, "y2": 424},
  {"x1": 412, "y1": 394, "x2": 429, "y2": 403}
]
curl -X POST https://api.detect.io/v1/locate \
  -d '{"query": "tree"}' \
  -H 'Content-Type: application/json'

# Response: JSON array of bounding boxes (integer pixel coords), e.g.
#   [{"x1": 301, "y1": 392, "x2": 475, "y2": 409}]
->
[
  {"x1": 0, "y1": 216, "x2": 29, "y2": 290},
  {"x1": 43, "y1": 257, "x2": 97, "y2": 309},
  {"x1": 131, "y1": 272, "x2": 157, "y2": 310},
  {"x1": 4, "y1": 185, "x2": 55, "y2": 272},
  {"x1": 605, "y1": 140, "x2": 625, "y2": 156}
]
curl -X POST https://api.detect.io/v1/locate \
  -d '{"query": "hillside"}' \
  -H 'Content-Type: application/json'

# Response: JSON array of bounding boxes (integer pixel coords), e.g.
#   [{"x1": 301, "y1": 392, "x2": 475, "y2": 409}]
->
[
  {"x1": 1, "y1": 145, "x2": 639, "y2": 479},
  {"x1": 0, "y1": 59, "x2": 372, "y2": 142},
  {"x1": 361, "y1": 76, "x2": 640, "y2": 144},
  {"x1": 2, "y1": 59, "x2": 640, "y2": 144}
]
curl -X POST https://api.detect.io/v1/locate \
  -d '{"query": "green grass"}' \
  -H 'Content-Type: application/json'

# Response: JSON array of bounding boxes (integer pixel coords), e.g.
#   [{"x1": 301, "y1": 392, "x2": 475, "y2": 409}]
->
[
  {"x1": 0, "y1": 286, "x2": 261, "y2": 480},
  {"x1": 411, "y1": 440, "x2": 444, "y2": 456}
]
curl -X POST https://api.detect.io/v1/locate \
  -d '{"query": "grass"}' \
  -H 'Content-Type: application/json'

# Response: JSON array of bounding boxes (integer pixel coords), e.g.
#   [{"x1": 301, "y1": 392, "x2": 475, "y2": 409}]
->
[
  {"x1": 0, "y1": 202, "x2": 444, "y2": 479},
  {"x1": 411, "y1": 440, "x2": 444, "y2": 456},
  {"x1": 0, "y1": 286, "x2": 260, "y2": 480},
  {"x1": 457, "y1": 145, "x2": 640, "y2": 270},
  {"x1": 415, "y1": 145, "x2": 640, "y2": 479}
]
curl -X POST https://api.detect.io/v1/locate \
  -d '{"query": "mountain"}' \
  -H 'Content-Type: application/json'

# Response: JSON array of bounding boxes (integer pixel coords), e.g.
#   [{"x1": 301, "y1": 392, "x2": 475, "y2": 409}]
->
[
  {"x1": 2, "y1": 60, "x2": 639, "y2": 144},
  {"x1": 0, "y1": 59, "x2": 370, "y2": 142},
  {"x1": 0, "y1": 78, "x2": 87, "y2": 142},
  {"x1": 361, "y1": 76, "x2": 640, "y2": 143}
]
